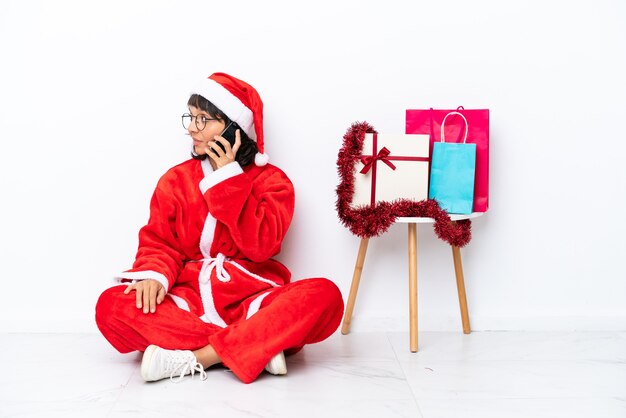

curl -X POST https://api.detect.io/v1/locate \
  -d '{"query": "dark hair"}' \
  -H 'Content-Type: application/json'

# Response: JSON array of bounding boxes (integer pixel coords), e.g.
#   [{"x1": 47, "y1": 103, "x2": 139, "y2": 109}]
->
[{"x1": 187, "y1": 94, "x2": 258, "y2": 167}]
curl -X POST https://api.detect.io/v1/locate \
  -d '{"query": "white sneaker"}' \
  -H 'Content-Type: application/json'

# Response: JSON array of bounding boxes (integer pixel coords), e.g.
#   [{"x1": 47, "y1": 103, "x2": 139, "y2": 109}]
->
[
  {"x1": 141, "y1": 345, "x2": 207, "y2": 382},
  {"x1": 264, "y1": 351, "x2": 287, "y2": 375}
]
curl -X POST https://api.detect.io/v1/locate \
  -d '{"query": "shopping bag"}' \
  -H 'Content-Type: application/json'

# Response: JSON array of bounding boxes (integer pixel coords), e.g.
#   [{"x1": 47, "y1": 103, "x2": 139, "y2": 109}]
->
[
  {"x1": 406, "y1": 106, "x2": 489, "y2": 212},
  {"x1": 429, "y1": 112, "x2": 476, "y2": 214}
]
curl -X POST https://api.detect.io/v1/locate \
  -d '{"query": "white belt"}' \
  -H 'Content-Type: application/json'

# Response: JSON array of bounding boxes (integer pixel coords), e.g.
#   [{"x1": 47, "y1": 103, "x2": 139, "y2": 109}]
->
[
  {"x1": 196, "y1": 252, "x2": 282, "y2": 328},
  {"x1": 199, "y1": 253, "x2": 231, "y2": 284},
  {"x1": 198, "y1": 253, "x2": 281, "y2": 287}
]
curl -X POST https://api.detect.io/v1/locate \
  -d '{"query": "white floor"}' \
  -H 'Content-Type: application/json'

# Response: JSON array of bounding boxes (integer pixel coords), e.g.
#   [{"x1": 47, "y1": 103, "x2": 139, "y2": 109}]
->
[{"x1": 1, "y1": 331, "x2": 625, "y2": 418}]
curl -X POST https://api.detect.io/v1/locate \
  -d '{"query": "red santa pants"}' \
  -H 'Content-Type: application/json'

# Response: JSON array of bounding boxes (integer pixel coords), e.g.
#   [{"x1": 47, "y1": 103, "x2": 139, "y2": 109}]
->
[{"x1": 95, "y1": 278, "x2": 344, "y2": 383}]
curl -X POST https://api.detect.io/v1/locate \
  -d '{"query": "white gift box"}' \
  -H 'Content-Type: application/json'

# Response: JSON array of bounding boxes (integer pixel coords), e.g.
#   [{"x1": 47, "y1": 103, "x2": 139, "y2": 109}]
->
[{"x1": 352, "y1": 133, "x2": 430, "y2": 207}]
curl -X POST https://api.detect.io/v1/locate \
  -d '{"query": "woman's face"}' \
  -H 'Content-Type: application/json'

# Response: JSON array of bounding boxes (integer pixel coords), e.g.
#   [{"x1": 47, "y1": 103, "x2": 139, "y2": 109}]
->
[{"x1": 187, "y1": 106, "x2": 226, "y2": 156}]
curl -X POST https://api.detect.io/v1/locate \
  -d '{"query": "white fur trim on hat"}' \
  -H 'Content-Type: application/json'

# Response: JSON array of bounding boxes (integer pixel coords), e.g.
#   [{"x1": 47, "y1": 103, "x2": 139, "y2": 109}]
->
[{"x1": 192, "y1": 78, "x2": 256, "y2": 140}]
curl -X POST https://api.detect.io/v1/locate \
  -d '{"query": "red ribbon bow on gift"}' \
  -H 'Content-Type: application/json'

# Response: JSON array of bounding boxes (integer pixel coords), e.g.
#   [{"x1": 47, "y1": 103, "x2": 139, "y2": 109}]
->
[{"x1": 360, "y1": 147, "x2": 397, "y2": 174}]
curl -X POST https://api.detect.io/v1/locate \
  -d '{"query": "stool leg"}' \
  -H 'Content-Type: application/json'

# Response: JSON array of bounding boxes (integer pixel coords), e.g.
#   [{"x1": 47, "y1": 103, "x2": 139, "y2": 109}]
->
[
  {"x1": 341, "y1": 238, "x2": 369, "y2": 335},
  {"x1": 408, "y1": 224, "x2": 418, "y2": 352},
  {"x1": 452, "y1": 245, "x2": 471, "y2": 334}
]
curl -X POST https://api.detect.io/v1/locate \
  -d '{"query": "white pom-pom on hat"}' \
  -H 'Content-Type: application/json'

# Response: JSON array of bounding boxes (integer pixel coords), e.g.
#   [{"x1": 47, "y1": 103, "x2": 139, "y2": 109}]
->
[{"x1": 254, "y1": 152, "x2": 270, "y2": 166}]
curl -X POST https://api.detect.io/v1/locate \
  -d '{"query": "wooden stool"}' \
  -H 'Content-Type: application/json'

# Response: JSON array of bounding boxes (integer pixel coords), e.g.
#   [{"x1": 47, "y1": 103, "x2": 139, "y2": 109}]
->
[{"x1": 341, "y1": 213, "x2": 483, "y2": 352}]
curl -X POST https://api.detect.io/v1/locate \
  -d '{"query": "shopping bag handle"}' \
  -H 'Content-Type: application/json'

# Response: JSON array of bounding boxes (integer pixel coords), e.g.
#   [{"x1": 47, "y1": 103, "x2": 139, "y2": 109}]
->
[
  {"x1": 428, "y1": 106, "x2": 465, "y2": 142},
  {"x1": 441, "y1": 111, "x2": 468, "y2": 143}
]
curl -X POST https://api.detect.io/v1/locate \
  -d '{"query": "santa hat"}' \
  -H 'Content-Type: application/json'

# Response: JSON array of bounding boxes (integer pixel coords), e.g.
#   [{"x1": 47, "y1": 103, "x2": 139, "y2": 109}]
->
[{"x1": 191, "y1": 72, "x2": 269, "y2": 166}]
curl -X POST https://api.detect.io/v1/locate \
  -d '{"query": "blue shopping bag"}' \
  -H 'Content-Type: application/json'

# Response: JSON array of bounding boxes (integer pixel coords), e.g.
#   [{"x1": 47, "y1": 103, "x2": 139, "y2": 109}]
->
[{"x1": 428, "y1": 112, "x2": 476, "y2": 214}]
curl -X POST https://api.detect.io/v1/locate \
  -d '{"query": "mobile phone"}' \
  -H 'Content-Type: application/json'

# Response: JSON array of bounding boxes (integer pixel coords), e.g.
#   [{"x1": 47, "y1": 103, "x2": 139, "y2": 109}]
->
[{"x1": 213, "y1": 121, "x2": 239, "y2": 153}]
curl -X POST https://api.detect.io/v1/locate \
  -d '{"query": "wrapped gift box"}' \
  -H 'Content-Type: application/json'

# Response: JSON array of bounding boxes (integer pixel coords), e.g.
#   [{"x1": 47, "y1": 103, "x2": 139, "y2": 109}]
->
[{"x1": 352, "y1": 133, "x2": 430, "y2": 207}]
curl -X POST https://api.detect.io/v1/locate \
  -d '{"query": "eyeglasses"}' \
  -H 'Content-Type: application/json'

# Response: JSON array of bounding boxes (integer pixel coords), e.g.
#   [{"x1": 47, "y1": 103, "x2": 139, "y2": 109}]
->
[{"x1": 181, "y1": 113, "x2": 218, "y2": 131}]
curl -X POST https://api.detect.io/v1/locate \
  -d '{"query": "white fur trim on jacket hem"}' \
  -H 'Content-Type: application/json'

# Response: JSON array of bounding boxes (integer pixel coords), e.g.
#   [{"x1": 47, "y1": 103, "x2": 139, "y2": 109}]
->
[
  {"x1": 200, "y1": 157, "x2": 214, "y2": 176},
  {"x1": 229, "y1": 260, "x2": 282, "y2": 288},
  {"x1": 199, "y1": 161, "x2": 243, "y2": 194},
  {"x1": 199, "y1": 213, "x2": 217, "y2": 258},
  {"x1": 198, "y1": 314, "x2": 213, "y2": 324},
  {"x1": 198, "y1": 158, "x2": 217, "y2": 258},
  {"x1": 168, "y1": 294, "x2": 191, "y2": 312},
  {"x1": 246, "y1": 291, "x2": 272, "y2": 320},
  {"x1": 114, "y1": 270, "x2": 169, "y2": 292},
  {"x1": 198, "y1": 259, "x2": 229, "y2": 328}
]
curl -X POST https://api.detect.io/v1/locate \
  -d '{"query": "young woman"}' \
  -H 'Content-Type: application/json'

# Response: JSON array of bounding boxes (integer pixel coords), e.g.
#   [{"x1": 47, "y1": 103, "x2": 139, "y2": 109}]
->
[{"x1": 95, "y1": 72, "x2": 344, "y2": 384}]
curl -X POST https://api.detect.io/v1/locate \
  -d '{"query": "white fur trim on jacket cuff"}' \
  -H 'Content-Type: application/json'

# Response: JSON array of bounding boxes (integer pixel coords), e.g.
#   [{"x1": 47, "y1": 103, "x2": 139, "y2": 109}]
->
[
  {"x1": 199, "y1": 161, "x2": 243, "y2": 194},
  {"x1": 113, "y1": 270, "x2": 169, "y2": 292}
]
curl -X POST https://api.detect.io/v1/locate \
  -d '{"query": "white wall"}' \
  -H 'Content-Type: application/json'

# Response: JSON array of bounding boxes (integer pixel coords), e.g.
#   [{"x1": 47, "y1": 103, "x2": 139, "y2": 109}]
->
[{"x1": 1, "y1": 0, "x2": 625, "y2": 333}]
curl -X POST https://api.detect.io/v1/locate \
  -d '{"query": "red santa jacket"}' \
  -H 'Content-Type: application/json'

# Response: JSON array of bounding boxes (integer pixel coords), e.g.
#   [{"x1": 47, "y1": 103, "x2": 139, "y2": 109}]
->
[{"x1": 115, "y1": 158, "x2": 295, "y2": 327}]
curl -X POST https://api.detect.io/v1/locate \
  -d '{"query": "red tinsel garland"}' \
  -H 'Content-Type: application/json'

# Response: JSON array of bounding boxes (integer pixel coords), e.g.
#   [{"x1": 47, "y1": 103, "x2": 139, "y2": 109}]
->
[{"x1": 335, "y1": 121, "x2": 472, "y2": 247}]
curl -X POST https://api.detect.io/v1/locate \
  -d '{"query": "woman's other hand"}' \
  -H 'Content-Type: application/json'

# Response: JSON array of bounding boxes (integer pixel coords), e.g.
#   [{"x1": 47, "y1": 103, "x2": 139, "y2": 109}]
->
[
  {"x1": 124, "y1": 279, "x2": 165, "y2": 314},
  {"x1": 206, "y1": 129, "x2": 241, "y2": 169}
]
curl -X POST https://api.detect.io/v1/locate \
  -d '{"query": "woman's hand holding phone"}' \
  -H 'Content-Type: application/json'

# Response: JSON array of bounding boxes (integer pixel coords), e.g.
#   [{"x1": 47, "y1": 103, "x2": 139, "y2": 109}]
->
[{"x1": 206, "y1": 128, "x2": 241, "y2": 169}]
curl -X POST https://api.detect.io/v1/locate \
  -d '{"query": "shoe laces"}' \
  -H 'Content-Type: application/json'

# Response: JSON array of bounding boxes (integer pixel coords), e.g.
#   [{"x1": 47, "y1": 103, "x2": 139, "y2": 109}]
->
[{"x1": 166, "y1": 352, "x2": 208, "y2": 382}]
